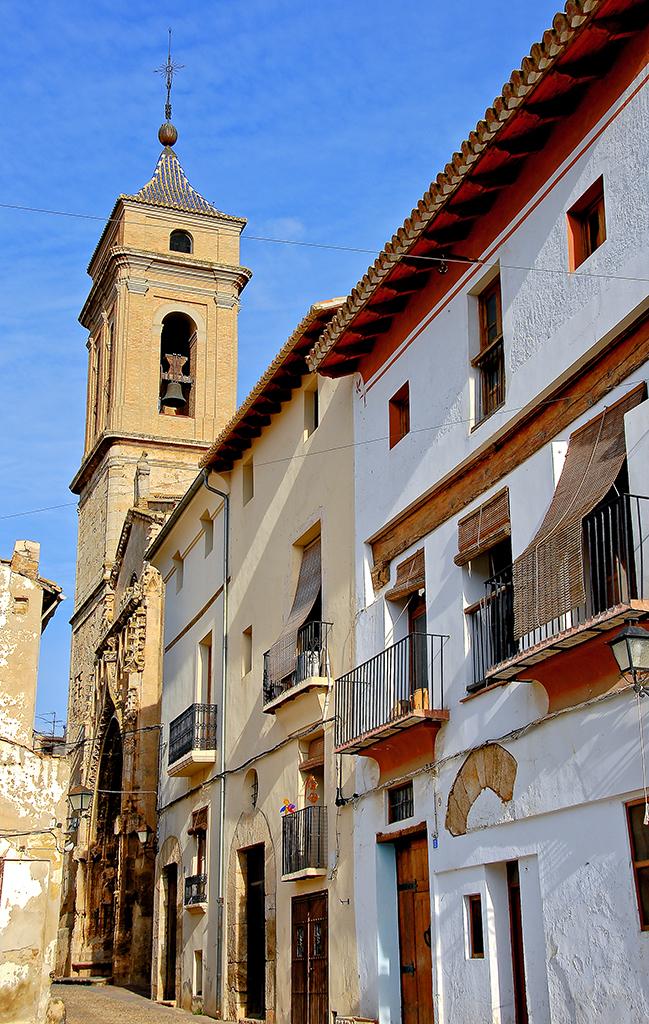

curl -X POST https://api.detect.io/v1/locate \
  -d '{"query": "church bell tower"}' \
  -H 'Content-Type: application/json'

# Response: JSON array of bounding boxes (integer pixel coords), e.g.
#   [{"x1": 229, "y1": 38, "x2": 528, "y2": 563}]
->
[
  {"x1": 69, "y1": 110, "x2": 250, "y2": 726},
  {"x1": 59, "y1": 63, "x2": 250, "y2": 986}
]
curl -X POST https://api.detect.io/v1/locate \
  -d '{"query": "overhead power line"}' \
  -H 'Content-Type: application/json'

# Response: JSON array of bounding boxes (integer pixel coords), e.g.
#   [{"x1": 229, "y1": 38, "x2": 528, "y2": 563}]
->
[
  {"x1": 1, "y1": 378, "x2": 646, "y2": 522},
  {"x1": 0, "y1": 200, "x2": 648, "y2": 284}
]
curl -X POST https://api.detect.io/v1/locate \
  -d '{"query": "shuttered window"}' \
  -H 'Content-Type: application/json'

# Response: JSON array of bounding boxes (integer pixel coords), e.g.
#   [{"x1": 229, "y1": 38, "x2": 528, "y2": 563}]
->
[
  {"x1": 188, "y1": 805, "x2": 208, "y2": 835},
  {"x1": 386, "y1": 548, "x2": 425, "y2": 601},
  {"x1": 267, "y1": 538, "x2": 322, "y2": 685},
  {"x1": 455, "y1": 488, "x2": 511, "y2": 567},
  {"x1": 513, "y1": 384, "x2": 646, "y2": 639}
]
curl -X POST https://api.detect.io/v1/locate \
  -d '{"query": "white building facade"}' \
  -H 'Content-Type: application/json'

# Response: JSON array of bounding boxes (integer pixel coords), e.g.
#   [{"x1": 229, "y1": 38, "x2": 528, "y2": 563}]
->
[
  {"x1": 148, "y1": 301, "x2": 359, "y2": 1022},
  {"x1": 308, "y1": 3, "x2": 649, "y2": 1022}
]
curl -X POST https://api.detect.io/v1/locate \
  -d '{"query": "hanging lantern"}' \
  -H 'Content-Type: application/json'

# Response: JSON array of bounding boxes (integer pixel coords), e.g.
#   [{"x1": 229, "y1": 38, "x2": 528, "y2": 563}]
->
[{"x1": 608, "y1": 622, "x2": 649, "y2": 693}]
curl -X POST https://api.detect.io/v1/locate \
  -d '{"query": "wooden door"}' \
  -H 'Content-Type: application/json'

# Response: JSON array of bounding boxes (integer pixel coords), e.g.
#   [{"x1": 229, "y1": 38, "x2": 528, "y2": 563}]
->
[
  {"x1": 507, "y1": 861, "x2": 529, "y2": 1024},
  {"x1": 396, "y1": 836, "x2": 434, "y2": 1024},
  {"x1": 291, "y1": 891, "x2": 328, "y2": 1024},
  {"x1": 163, "y1": 864, "x2": 177, "y2": 1002}
]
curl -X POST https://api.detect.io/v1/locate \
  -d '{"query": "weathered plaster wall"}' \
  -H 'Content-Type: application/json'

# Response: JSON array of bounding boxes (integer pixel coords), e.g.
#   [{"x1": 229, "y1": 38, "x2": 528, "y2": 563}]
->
[{"x1": 0, "y1": 542, "x2": 68, "y2": 1024}]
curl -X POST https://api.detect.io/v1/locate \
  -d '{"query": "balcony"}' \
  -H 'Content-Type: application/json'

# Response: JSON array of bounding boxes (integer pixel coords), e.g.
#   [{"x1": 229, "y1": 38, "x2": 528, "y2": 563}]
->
[
  {"x1": 168, "y1": 703, "x2": 218, "y2": 776},
  {"x1": 335, "y1": 633, "x2": 448, "y2": 773},
  {"x1": 282, "y1": 806, "x2": 327, "y2": 881},
  {"x1": 468, "y1": 494, "x2": 649, "y2": 695},
  {"x1": 263, "y1": 622, "x2": 332, "y2": 720},
  {"x1": 184, "y1": 873, "x2": 207, "y2": 912}
]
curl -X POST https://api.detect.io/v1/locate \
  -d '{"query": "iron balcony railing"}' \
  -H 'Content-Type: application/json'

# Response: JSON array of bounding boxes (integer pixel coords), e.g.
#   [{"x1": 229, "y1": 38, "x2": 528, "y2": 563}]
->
[
  {"x1": 263, "y1": 621, "x2": 332, "y2": 706},
  {"x1": 335, "y1": 632, "x2": 446, "y2": 749},
  {"x1": 184, "y1": 873, "x2": 207, "y2": 906},
  {"x1": 468, "y1": 493, "x2": 649, "y2": 690},
  {"x1": 282, "y1": 805, "x2": 327, "y2": 876},
  {"x1": 168, "y1": 703, "x2": 218, "y2": 766}
]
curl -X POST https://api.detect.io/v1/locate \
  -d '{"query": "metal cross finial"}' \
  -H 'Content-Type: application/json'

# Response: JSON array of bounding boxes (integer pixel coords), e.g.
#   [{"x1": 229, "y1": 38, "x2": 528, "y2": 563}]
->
[{"x1": 155, "y1": 28, "x2": 184, "y2": 122}]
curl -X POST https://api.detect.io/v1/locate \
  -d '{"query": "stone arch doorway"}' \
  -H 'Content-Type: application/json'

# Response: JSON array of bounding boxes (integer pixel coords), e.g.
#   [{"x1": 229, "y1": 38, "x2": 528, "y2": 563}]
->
[
  {"x1": 87, "y1": 716, "x2": 123, "y2": 966},
  {"x1": 226, "y1": 810, "x2": 277, "y2": 1021}
]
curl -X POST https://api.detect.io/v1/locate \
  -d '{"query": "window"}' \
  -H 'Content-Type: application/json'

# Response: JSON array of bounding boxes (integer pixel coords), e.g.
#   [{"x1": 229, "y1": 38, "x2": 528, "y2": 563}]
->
[
  {"x1": 159, "y1": 312, "x2": 196, "y2": 417},
  {"x1": 243, "y1": 458, "x2": 254, "y2": 505},
  {"x1": 626, "y1": 801, "x2": 649, "y2": 929},
  {"x1": 473, "y1": 276, "x2": 505, "y2": 422},
  {"x1": 388, "y1": 781, "x2": 414, "y2": 823},
  {"x1": 199, "y1": 633, "x2": 213, "y2": 704},
  {"x1": 172, "y1": 552, "x2": 184, "y2": 593},
  {"x1": 304, "y1": 385, "x2": 319, "y2": 439},
  {"x1": 201, "y1": 511, "x2": 213, "y2": 557},
  {"x1": 567, "y1": 176, "x2": 606, "y2": 271},
  {"x1": 194, "y1": 950, "x2": 203, "y2": 997},
  {"x1": 170, "y1": 229, "x2": 193, "y2": 254},
  {"x1": 242, "y1": 626, "x2": 253, "y2": 677},
  {"x1": 389, "y1": 382, "x2": 410, "y2": 448},
  {"x1": 466, "y1": 894, "x2": 484, "y2": 958}
]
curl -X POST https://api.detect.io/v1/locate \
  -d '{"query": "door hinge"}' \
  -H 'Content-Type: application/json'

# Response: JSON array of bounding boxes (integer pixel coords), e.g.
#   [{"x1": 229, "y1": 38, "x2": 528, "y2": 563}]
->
[
  {"x1": 398, "y1": 880, "x2": 418, "y2": 891},
  {"x1": 401, "y1": 963, "x2": 415, "y2": 975}
]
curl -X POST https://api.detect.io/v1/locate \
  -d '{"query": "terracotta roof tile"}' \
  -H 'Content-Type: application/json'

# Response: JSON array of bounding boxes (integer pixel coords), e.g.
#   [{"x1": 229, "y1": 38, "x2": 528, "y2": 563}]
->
[
  {"x1": 121, "y1": 147, "x2": 225, "y2": 219},
  {"x1": 307, "y1": 0, "x2": 601, "y2": 372},
  {"x1": 200, "y1": 298, "x2": 344, "y2": 470}
]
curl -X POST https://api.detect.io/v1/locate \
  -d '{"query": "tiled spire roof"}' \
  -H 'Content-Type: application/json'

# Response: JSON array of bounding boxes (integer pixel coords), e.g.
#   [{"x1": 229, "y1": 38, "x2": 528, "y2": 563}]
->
[{"x1": 122, "y1": 146, "x2": 222, "y2": 218}]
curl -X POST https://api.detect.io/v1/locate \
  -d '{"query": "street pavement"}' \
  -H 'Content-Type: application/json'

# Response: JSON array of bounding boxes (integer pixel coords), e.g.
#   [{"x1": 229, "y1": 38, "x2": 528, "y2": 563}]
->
[{"x1": 52, "y1": 984, "x2": 196, "y2": 1023}]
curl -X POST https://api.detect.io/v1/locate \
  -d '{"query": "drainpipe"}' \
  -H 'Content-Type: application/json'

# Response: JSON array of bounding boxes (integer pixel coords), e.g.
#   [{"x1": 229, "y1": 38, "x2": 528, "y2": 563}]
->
[{"x1": 202, "y1": 469, "x2": 229, "y2": 1014}]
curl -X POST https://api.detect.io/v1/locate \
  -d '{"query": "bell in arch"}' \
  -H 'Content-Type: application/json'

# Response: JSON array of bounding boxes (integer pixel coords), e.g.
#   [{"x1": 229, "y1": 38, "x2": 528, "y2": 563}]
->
[
  {"x1": 160, "y1": 352, "x2": 189, "y2": 409},
  {"x1": 160, "y1": 380, "x2": 186, "y2": 408}
]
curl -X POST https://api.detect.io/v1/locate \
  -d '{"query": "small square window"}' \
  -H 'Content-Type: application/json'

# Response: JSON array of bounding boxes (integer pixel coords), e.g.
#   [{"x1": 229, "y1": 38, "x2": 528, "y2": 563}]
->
[
  {"x1": 304, "y1": 385, "x2": 319, "y2": 439},
  {"x1": 388, "y1": 781, "x2": 413, "y2": 823},
  {"x1": 466, "y1": 894, "x2": 484, "y2": 958},
  {"x1": 242, "y1": 626, "x2": 253, "y2": 677},
  {"x1": 626, "y1": 800, "x2": 649, "y2": 930},
  {"x1": 242, "y1": 458, "x2": 254, "y2": 505},
  {"x1": 567, "y1": 176, "x2": 606, "y2": 270},
  {"x1": 389, "y1": 382, "x2": 410, "y2": 449},
  {"x1": 472, "y1": 276, "x2": 505, "y2": 423}
]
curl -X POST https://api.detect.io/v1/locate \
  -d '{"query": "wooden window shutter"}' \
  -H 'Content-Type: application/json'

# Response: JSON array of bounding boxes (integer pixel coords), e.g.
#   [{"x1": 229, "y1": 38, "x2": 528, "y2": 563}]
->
[
  {"x1": 189, "y1": 805, "x2": 208, "y2": 835},
  {"x1": 454, "y1": 489, "x2": 511, "y2": 566},
  {"x1": 266, "y1": 538, "x2": 321, "y2": 685},
  {"x1": 513, "y1": 383, "x2": 646, "y2": 639},
  {"x1": 386, "y1": 548, "x2": 425, "y2": 601}
]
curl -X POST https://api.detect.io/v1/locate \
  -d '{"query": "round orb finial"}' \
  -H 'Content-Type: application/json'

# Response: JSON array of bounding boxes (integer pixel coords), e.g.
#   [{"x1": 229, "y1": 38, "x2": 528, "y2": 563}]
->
[{"x1": 158, "y1": 121, "x2": 178, "y2": 147}]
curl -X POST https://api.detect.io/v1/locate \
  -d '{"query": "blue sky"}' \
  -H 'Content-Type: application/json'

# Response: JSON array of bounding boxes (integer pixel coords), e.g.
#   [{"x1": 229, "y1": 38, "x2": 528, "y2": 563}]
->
[{"x1": 0, "y1": 0, "x2": 561, "y2": 728}]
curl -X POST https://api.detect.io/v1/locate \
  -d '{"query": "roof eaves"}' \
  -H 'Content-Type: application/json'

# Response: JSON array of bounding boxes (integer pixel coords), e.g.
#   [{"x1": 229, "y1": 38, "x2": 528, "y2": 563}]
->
[
  {"x1": 200, "y1": 297, "x2": 345, "y2": 470},
  {"x1": 307, "y1": 0, "x2": 600, "y2": 372}
]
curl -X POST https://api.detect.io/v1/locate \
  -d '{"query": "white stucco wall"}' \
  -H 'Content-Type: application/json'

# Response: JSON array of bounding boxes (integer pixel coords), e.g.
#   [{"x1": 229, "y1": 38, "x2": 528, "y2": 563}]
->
[{"x1": 345, "y1": 62, "x2": 649, "y2": 1024}]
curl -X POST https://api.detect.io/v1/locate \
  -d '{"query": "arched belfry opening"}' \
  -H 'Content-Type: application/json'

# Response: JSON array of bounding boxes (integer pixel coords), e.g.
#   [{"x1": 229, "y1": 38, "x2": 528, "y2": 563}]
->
[
  {"x1": 159, "y1": 312, "x2": 196, "y2": 417},
  {"x1": 170, "y1": 229, "x2": 193, "y2": 254},
  {"x1": 87, "y1": 717, "x2": 123, "y2": 962}
]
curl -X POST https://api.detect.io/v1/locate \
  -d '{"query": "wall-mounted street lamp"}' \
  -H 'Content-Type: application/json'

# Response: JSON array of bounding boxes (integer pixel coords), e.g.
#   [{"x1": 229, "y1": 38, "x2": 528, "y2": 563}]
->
[
  {"x1": 68, "y1": 784, "x2": 93, "y2": 817},
  {"x1": 608, "y1": 622, "x2": 649, "y2": 696},
  {"x1": 66, "y1": 784, "x2": 93, "y2": 842},
  {"x1": 136, "y1": 826, "x2": 152, "y2": 847}
]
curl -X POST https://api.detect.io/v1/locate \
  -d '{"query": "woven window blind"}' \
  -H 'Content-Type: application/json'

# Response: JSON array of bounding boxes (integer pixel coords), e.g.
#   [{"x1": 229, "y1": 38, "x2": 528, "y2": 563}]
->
[
  {"x1": 267, "y1": 538, "x2": 322, "y2": 684},
  {"x1": 188, "y1": 806, "x2": 208, "y2": 834},
  {"x1": 512, "y1": 384, "x2": 645, "y2": 639},
  {"x1": 454, "y1": 488, "x2": 511, "y2": 566},
  {"x1": 386, "y1": 548, "x2": 425, "y2": 601}
]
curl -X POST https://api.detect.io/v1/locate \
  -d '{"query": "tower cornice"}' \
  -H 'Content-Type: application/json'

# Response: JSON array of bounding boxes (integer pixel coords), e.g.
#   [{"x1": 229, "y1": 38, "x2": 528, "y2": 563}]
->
[{"x1": 79, "y1": 245, "x2": 252, "y2": 328}]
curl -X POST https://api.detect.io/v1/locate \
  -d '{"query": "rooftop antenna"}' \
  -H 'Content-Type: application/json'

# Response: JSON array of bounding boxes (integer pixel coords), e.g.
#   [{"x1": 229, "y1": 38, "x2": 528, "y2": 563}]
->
[{"x1": 155, "y1": 28, "x2": 184, "y2": 147}]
